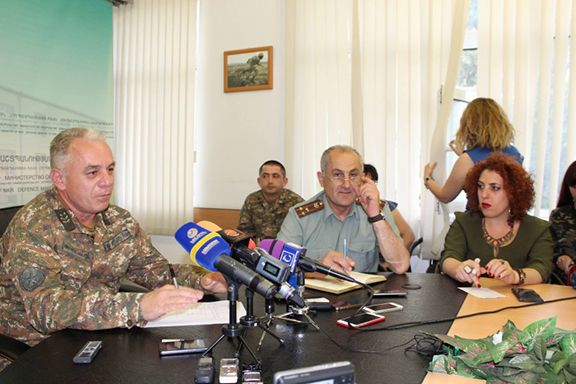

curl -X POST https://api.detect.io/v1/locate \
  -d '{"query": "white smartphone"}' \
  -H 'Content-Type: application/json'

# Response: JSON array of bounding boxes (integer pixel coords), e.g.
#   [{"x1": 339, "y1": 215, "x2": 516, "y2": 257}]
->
[
  {"x1": 363, "y1": 302, "x2": 403, "y2": 315},
  {"x1": 336, "y1": 312, "x2": 386, "y2": 329}
]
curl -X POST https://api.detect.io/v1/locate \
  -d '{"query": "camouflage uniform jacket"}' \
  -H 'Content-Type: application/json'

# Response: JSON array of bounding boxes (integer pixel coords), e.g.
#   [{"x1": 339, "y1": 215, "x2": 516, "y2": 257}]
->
[
  {"x1": 0, "y1": 187, "x2": 207, "y2": 347},
  {"x1": 549, "y1": 204, "x2": 576, "y2": 284},
  {"x1": 237, "y1": 189, "x2": 304, "y2": 242}
]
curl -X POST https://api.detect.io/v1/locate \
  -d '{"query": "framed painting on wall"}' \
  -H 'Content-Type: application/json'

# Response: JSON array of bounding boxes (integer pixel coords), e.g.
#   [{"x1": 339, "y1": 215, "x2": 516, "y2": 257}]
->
[{"x1": 224, "y1": 46, "x2": 273, "y2": 93}]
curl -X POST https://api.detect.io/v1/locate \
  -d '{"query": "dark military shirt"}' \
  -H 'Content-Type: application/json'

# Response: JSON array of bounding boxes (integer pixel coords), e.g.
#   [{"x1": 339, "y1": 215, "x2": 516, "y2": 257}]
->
[
  {"x1": 237, "y1": 189, "x2": 304, "y2": 242},
  {"x1": 549, "y1": 204, "x2": 576, "y2": 284},
  {"x1": 0, "y1": 187, "x2": 207, "y2": 349}
]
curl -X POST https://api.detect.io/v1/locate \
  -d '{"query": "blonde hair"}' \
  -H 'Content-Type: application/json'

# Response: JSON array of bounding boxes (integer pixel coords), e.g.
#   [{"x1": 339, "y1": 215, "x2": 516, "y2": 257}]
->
[
  {"x1": 50, "y1": 127, "x2": 106, "y2": 170},
  {"x1": 454, "y1": 98, "x2": 515, "y2": 151}
]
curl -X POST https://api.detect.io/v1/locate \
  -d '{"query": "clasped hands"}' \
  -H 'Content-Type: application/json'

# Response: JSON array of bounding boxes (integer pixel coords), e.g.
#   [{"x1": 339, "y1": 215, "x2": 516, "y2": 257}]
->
[{"x1": 457, "y1": 258, "x2": 517, "y2": 287}]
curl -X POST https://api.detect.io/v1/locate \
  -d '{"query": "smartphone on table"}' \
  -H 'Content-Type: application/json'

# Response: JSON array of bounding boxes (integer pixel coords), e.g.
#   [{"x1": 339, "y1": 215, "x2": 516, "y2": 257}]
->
[
  {"x1": 511, "y1": 287, "x2": 543, "y2": 303},
  {"x1": 332, "y1": 299, "x2": 365, "y2": 312},
  {"x1": 159, "y1": 339, "x2": 209, "y2": 356},
  {"x1": 363, "y1": 302, "x2": 403, "y2": 314},
  {"x1": 372, "y1": 289, "x2": 407, "y2": 298},
  {"x1": 336, "y1": 312, "x2": 386, "y2": 329}
]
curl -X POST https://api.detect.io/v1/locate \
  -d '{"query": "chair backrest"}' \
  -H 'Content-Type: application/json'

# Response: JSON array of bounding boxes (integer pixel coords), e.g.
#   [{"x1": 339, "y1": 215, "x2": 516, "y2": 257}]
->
[{"x1": 0, "y1": 206, "x2": 24, "y2": 238}]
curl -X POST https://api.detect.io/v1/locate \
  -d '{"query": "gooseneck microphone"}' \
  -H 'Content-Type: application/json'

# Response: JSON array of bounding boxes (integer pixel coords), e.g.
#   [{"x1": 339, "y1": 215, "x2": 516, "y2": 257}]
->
[
  {"x1": 259, "y1": 239, "x2": 357, "y2": 283},
  {"x1": 174, "y1": 222, "x2": 277, "y2": 299}
]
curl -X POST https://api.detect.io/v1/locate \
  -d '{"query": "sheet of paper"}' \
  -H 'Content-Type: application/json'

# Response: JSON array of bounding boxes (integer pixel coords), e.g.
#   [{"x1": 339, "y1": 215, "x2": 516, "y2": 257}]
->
[
  {"x1": 458, "y1": 287, "x2": 507, "y2": 299},
  {"x1": 145, "y1": 300, "x2": 247, "y2": 328}
]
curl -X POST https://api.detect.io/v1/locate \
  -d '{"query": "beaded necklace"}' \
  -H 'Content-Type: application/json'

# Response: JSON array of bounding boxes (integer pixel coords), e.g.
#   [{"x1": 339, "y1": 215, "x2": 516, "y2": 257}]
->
[{"x1": 482, "y1": 219, "x2": 514, "y2": 257}]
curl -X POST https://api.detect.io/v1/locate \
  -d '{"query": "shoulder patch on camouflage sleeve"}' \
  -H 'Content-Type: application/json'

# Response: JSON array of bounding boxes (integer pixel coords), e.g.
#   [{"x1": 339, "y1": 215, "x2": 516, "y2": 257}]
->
[
  {"x1": 19, "y1": 268, "x2": 46, "y2": 292},
  {"x1": 54, "y1": 209, "x2": 76, "y2": 232},
  {"x1": 296, "y1": 200, "x2": 324, "y2": 218}
]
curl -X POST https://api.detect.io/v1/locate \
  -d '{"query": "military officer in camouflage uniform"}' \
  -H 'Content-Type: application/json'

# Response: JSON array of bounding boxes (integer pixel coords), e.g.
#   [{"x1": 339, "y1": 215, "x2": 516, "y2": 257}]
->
[
  {"x1": 238, "y1": 160, "x2": 304, "y2": 243},
  {"x1": 0, "y1": 128, "x2": 227, "y2": 370},
  {"x1": 277, "y1": 145, "x2": 410, "y2": 274}
]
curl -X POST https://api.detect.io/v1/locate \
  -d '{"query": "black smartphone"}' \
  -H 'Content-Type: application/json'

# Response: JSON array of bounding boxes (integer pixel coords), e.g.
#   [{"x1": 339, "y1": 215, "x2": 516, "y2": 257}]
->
[
  {"x1": 336, "y1": 312, "x2": 386, "y2": 328},
  {"x1": 332, "y1": 299, "x2": 365, "y2": 312},
  {"x1": 304, "y1": 297, "x2": 333, "y2": 311},
  {"x1": 372, "y1": 289, "x2": 407, "y2": 297},
  {"x1": 159, "y1": 339, "x2": 209, "y2": 356},
  {"x1": 511, "y1": 287, "x2": 543, "y2": 303}
]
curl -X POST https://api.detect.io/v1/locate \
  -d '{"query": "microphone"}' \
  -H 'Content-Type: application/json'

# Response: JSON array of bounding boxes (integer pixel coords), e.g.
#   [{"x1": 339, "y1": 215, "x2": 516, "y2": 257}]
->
[
  {"x1": 197, "y1": 221, "x2": 256, "y2": 249},
  {"x1": 190, "y1": 221, "x2": 304, "y2": 307},
  {"x1": 259, "y1": 239, "x2": 357, "y2": 283},
  {"x1": 174, "y1": 222, "x2": 278, "y2": 299}
]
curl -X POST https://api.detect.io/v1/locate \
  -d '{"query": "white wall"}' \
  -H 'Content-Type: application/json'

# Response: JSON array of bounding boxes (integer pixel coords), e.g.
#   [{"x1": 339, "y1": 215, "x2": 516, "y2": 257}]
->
[
  {"x1": 194, "y1": 0, "x2": 288, "y2": 210},
  {"x1": 153, "y1": 0, "x2": 287, "y2": 263}
]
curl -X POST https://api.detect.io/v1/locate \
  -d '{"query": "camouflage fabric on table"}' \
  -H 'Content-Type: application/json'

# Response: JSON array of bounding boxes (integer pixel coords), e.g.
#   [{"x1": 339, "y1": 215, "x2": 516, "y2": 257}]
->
[
  {"x1": 237, "y1": 188, "x2": 304, "y2": 242},
  {"x1": 0, "y1": 187, "x2": 207, "y2": 350},
  {"x1": 549, "y1": 204, "x2": 576, "y2": 284}
]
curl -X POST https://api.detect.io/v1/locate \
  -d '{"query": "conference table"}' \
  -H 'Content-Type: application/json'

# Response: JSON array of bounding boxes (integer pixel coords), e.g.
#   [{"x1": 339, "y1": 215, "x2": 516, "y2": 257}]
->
[
  {"x1": 423, "y1": 278, "x2": 576, "y2": 384},
  {"x1": 1, "y1": 273, "x2": 575, "y2": 383}
]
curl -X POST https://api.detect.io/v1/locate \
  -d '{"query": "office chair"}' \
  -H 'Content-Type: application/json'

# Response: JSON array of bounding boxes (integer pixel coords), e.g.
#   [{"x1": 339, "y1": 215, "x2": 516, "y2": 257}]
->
[
  {"x1": 0, "y1": 205, "x2": 24, "y2": 239},
  {"x1": 0, "y1": 205, "x2": 32, "y2": 362}
]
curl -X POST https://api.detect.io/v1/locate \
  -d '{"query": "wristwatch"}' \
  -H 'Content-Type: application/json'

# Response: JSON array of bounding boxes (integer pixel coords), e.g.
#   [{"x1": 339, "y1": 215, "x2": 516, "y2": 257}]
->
[
  {"x1": 368, "y1": 213, "x2": 384, "y2": 223},
  {"x1": 424, "y1": 176, "x2": 433, "y2": 190},
  {"x1": 514, "y1": 268, "x2": 526, "y2": 285}
]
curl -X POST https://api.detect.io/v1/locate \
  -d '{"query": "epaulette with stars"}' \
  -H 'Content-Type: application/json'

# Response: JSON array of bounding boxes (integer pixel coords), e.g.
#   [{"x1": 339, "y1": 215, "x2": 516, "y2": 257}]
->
[
  {"x1": 355, "y1": 198, "x2": 387, "y2": 211},
  {"x1": 296, "y1": 200, "x2": 324, "y2": 218}
]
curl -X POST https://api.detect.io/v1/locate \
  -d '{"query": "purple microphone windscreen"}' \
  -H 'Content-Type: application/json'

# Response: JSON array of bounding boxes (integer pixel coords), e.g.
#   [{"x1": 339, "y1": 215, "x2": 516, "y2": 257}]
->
[{"x1": 259, "y1": 239, "x2": 303, "y2": 273}]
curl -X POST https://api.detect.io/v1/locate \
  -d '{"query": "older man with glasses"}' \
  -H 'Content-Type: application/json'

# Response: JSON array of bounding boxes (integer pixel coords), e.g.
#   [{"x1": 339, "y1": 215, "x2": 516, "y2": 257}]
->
[{"x1": 277, "y1": 145, "x2": 410, "y2": 275}]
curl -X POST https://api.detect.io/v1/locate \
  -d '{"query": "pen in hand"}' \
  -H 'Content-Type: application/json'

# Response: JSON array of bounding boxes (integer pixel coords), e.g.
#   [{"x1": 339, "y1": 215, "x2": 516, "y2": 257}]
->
[{"x1": 169, "y1": 264, "x2": 179, "y2": 289}]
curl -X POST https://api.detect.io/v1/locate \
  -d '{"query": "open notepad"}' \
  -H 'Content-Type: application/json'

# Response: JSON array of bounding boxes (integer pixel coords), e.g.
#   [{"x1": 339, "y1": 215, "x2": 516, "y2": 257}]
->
[
  {"x1": 304, "y1": 271, "x2": 386, "y2": 294},
  {"x1": 145, "y1": 300, "x2": 247, "y2": 328}
]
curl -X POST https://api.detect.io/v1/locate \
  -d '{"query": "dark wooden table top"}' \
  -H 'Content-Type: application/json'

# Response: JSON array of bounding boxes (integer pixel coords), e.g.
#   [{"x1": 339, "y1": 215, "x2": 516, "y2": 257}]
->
[{"x1": 1, "y1": 273, "x2": 466, "y2": 384}]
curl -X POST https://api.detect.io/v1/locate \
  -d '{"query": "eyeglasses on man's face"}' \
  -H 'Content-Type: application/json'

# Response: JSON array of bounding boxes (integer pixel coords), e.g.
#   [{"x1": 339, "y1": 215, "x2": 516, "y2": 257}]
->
[{"x1": 326, "y1": 172, "x2": 362, "y2": 186}]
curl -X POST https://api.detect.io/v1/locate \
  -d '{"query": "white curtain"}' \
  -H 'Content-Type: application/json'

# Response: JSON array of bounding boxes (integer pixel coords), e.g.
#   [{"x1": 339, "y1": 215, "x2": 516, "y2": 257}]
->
[
  {"x1": 285, "y1": 0, "x2": 466, "y2": 241},
  {"x1": 285, "y1": 0, "x2": 355, "y2": 199},
  {"x1": 113, "y1": 0, "x2": 197, "y2": 235},
  {"x1": 477, "y1": 0, "x2": 576, "y2": 216}
]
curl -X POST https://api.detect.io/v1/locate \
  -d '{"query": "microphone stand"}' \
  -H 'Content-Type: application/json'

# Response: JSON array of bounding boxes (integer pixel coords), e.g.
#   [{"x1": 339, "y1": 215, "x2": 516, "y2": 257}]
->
[
  {"x1": 255, "y1": 297, "x2": 286, "y2": 350},
  {"x1": 270, "y1": 269, "x2": 320, "y2": 331},
  {"x1": 202, "y1": 278, "x2": 260, "y2": 364},
  {"x1": 240, "y1": 288, "x2": 284, "y2": 352}
]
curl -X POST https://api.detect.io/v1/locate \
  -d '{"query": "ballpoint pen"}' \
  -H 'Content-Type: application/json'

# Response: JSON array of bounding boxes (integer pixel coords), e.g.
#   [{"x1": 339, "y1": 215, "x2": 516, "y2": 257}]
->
[{"x1": 169, "y1": 264, "x2": 179, "y2": 289}]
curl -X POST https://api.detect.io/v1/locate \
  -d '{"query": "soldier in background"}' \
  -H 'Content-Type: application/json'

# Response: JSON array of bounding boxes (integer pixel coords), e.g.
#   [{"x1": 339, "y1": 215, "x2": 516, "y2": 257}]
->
[
  {"x1": 0, "y1": 127, "x2": 227, "y2": 370},
  {"x1": 238, "y1": 160, "x2": 304, "y2": 243}
]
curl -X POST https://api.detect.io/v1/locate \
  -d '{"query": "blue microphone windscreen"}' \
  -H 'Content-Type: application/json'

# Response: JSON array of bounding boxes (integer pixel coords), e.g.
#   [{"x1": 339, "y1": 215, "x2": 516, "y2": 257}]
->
[{"x1": 175, "y1": 222, "x2": 211, "y2": 253}]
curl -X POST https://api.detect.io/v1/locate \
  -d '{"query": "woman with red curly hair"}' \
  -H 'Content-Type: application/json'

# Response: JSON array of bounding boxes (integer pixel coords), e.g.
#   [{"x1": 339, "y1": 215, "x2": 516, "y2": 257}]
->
[{"x1": 439, "y1": 153, "x2": 554, "y2": 287}]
